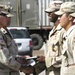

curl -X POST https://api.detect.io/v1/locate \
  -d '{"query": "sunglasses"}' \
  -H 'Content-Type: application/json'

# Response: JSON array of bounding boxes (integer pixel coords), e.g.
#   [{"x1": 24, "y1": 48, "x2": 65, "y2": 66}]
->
[{"x1": 0, "y1": 13, "x2": 7, "y2": 17}]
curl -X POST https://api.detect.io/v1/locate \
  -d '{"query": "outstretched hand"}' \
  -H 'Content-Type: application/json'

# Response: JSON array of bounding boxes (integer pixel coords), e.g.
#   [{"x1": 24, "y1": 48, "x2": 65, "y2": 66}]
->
[{"x1": 36, "y1": 56, "x2": 45, "y2": 62}]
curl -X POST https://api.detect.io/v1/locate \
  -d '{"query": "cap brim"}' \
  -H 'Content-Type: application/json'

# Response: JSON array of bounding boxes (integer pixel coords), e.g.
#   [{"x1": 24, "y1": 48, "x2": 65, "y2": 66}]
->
[
  {"x1": 55, "y1": 11, "x2": 64, "y2": 15},
  {"x1": 45, "y1": 8, "x2": 55, "y2": 13},
  {"x1": 6, "y1": 13, "x2": 14, "y2": 17},
  {"x1": 0, "y1": 11, "x2": 14, "y2": 17},
  {"x1": 70, "y1": 13, "x2": 75, "y2": 17}
]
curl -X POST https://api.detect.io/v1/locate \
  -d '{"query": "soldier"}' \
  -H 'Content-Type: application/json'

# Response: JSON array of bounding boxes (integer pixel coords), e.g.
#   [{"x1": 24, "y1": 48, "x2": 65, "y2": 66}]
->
[
  {"x1": 55, "y1": 2, "x2": 75, "y2": 75},
  {"x1": 0, "y1": 1, "x2": 33, "y2": 75},
  {"x1": 34, "y1": 1, "x2": 65, "y2": 75}
]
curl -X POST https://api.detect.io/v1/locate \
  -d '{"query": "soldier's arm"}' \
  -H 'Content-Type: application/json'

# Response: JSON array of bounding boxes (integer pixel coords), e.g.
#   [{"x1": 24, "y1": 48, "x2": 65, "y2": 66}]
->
[
  {"x1": 36, "y1": 56, "x2": 45, "y2": 62},
  {"x1": 55, "y1": 29, "x2": 65, "y2": 62},
  {"x1": 72, "y1": 35, "x2": 75, "y2": 63},
  {"x1": 0, "y1": 33, "x2": 21, "y2": 71}
]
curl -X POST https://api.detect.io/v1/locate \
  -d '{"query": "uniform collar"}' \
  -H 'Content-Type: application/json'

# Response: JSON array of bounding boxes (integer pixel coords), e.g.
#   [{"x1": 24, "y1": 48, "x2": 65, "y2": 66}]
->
[
  {"x1": 0, "y1": 28, "x2": 7, "y2": 34},
  {"x1": 66, "y1": 25, "x2": 75, "y2": 37},
  {"x1": 52, "y1": 24, "x2": 62, "y2": 32},
  {"x1": 55, "y1": 24, "x2": 62, "y2": 31},
  {"x1": 50, "y1": 24, "x2": 62, "y2": 36}
]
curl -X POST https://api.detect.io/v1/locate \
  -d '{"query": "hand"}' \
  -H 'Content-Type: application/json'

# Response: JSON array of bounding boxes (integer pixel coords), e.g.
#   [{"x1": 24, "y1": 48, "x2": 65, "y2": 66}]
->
[
  {"x1": 24, "y1": 55, "x2": 30, "y2": 58},
  {"x1": 16, "y1": 55, "x2": 30, "y2": 64},
  {"x1": 36, "y1": 56, "x2": 45, "y2": 62},
  {"x1": 20, "y1": 66, "x2": 34, "y2": 74}
]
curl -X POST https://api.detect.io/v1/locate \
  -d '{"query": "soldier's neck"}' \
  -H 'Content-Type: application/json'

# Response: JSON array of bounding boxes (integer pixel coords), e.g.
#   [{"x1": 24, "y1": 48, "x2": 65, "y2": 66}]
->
[{"x1": 54, "y1": 20, "x2": 59, "y2": 28}]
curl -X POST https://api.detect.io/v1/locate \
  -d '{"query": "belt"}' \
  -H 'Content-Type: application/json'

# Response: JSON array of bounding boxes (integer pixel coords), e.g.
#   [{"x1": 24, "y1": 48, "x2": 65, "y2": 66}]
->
[{"x1": 67, "y1": 64, "x2": 75, "y2": 67}]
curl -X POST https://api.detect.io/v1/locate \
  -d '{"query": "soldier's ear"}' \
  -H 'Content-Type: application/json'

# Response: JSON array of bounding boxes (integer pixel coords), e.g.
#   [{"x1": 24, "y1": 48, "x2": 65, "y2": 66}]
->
[{"x1": 69, "y1": 15, "x2": 74, "y2": 21}]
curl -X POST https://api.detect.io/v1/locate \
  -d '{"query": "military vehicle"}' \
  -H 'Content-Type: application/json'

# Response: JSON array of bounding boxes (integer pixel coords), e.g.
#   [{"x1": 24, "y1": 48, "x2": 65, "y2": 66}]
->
[{"x1": 4, "y1": 0, "x2": 75, "y2": 50}]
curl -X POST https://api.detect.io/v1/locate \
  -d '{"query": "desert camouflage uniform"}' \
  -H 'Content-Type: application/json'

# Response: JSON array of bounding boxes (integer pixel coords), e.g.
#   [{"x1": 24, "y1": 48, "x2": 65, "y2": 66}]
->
[
  {"x1": 61, "y1": 25, "x2": 75, "y2": 75},
  {"x1": 0, "y1": 28, "x2": 21, "y2": 75},
  {"x1": 45, "y1": 24, "x2": 65, "y2": 75}
]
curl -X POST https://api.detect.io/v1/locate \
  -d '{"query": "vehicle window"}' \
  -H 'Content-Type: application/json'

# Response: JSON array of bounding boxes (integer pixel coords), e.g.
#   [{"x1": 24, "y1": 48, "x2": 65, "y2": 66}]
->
[{"x1": 9, "y1": 29, "x2": 30, "y2": 39}]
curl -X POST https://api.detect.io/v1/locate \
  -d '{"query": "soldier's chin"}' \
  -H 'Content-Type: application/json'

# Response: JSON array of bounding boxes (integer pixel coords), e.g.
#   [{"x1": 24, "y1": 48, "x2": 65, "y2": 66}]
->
[
  {"x1": 49, "y1": 18, "x2": 52, "y2": 22},
  {"x1": 50, "y1": 19, "x2": 53, "y2": 22},
  {"x1": 60, "y1": 24, "x2": 64, "y2": 28},
  {"x1": 49, "y1": 17, "x2": 51, "y2": 19}
]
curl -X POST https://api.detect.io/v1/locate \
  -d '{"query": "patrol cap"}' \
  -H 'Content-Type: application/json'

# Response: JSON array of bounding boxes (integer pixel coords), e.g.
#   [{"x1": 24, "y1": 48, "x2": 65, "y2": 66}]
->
[
  {"x1": 55, "y1": 2, "x2": 75, "y2": 17},
  {"x1": 70, "y1": 12, "x2": 75, "y2": 18},
  {"x1": 45, "y1": 0, "x2": 63, "y2": 13},
  {"x1": 0, "y1": 2, "x2": 13, "y2": 17}
]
